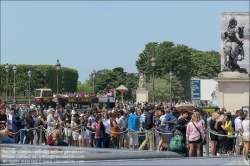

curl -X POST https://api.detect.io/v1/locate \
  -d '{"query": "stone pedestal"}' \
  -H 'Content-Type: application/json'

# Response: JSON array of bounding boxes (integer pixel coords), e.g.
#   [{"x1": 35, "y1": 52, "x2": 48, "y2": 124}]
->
[
  {"x1": 136, "y1": 88, "x2": 148, "y2": 103},
  {"x1": 214, "y1": 71, "x2": 250, "y2": 112}
]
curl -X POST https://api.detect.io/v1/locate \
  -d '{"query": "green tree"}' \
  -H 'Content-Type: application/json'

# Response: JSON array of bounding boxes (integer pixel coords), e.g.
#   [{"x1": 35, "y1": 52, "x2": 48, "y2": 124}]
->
[
  {"x1": 147, "y1": 75, "x2": 184, "y2": 102},
  {"x1": 136, "y1": 41, "x2": 221, "y2": 100},
  {"x1": 77, "y1": 82, "x2": 93, "y2": 94}
]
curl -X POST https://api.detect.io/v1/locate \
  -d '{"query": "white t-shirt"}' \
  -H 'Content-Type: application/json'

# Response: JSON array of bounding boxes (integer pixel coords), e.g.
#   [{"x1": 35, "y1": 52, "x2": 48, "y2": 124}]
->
[
  {"x1": 71, "y1": 109, "x2": 76, "y2": 115},
  {"x1": 118, "y1": 116, "x2": 127, "y2": 129},
  {"x1": 242, "y1": 119, "x2": 250, "y2": 132},
  {"x1": 234, "y1": 117, "x2": 242, "y2": 135},
  {"x1": 102, "y1": 118, "x2": 110, "y2": 134},
  {"x1": 7, "y1": 114, "x2": 13, "y2": 130}
]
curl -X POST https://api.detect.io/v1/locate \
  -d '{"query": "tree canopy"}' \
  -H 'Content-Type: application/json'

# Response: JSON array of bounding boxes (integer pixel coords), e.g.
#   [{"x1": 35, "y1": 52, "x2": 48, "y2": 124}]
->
[
  {"x1": 0, "y1": 64, "x2": 78, "y2": 97},
  {"x1": 136, "y1": 41, "x2": 220, "y2": 100}
]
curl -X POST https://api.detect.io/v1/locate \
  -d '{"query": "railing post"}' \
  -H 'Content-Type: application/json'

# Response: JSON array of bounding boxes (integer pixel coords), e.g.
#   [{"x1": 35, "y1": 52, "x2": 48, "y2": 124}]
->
[
  {"x1": 20, "y1": 129, "x2": 22, "y2": 144},
  {"x1": 81, "y1": 128, "x2": 84, "y2": 147},
  {"x1": 65, "y1": 128, "x2": 69, "y2": 144},
  {"x1": 206, "y1": 129, "x2": 209, "y2": 157},
  {"x1": 39, "y1": 125, "x2": 43, "y2": 145},
  {"x1": 152, "y1": 129, "x2": 155, "y2": 151},
  {"x1": 128, "y1": 130, "x2": 131, "y2": 149}
]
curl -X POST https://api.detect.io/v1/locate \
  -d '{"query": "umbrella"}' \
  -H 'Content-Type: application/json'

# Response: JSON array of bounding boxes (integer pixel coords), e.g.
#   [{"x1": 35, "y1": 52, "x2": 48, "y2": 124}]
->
[{"x1": 175, "y1": 103, "x2": 195, "y2": 112}]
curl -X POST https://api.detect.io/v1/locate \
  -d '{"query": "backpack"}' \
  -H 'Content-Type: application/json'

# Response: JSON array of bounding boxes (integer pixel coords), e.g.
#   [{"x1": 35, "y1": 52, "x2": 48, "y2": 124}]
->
[{"x1": 169, "y1": 135, "x2": 182, "y2": 150}]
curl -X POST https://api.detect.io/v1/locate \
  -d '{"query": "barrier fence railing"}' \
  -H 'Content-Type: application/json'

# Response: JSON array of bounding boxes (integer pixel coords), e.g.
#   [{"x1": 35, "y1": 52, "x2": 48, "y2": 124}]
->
[{"x1": 3, "y1": 124, "x2": 244, "y2": 159}]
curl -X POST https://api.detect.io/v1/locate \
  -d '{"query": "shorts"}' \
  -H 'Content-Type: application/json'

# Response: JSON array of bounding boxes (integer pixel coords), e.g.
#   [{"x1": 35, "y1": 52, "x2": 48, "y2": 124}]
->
[
  {"x1": 72, "y1": 132, "x2": 82, "y2": 140},
  {"x1": 243, "y1": 132, "x2": 250, "y2": 141},
  {"x1": 189, "y1": 137, "x2": 202, "y2": 144},
  {"x1": 160, "y1": 133, "x2": 169, "y2": 142},
  {"x1": 129, "y1": 132, "x2": 139, "y2": 146},
  {"x1": 83, "y1": 130, "x2": 89, "y2": 139}
]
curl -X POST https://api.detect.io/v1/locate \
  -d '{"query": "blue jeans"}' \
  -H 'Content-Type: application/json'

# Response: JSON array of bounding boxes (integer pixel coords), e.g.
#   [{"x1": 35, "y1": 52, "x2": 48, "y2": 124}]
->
[
  {"x1": 57, "y1": 141, "x2": 68, "y2": 146},
  {"x1": 172, "y1": 146, "x2": 189, "y2": 157},
  {"x1": 168, "y1": 133, "x2": 173, "y2": 151},
  {"x1": 95, "y1": 137, "x2": 105, "y2": 148},
  {"x1": 89, "y1": 133, "x2": 95, "y2": 147},
  {"x1": 2, "y1": 137, "x2": 15, "y2": 144},
  {"x1": 21, "y1": 130, "x2": 28, "y2": 144}
]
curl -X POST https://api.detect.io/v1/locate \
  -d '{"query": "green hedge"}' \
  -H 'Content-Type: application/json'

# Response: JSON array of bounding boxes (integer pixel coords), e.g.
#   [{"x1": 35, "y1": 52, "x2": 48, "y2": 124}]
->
[
  {"x1": 0, "y1": 64, "x2": 79, "y2": 96},
  {"x1": 200, "y1": 106, "x2": 218, "y2": 114}
]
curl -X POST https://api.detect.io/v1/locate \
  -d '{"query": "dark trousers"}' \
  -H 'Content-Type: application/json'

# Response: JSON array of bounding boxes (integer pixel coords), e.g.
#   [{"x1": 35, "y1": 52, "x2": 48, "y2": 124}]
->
[
  {"x1": 15, "y1": 132, "x2": 20, "y2": 144},
  {"x1": 89, "y1": 133, "x2": 95, "y2": 147},
  {"x1": 57, "y1": 141, "x2": 68, "y2": 146},
  {"x1": 28, "y1": 130, "x2": 34, "y2": 144}
]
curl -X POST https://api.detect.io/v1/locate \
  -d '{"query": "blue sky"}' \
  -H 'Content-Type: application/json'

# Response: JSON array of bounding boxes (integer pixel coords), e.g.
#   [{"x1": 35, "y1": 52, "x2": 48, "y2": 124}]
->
[{"x1": 1, "y1": 1, "x2": 249, "y2": 82}]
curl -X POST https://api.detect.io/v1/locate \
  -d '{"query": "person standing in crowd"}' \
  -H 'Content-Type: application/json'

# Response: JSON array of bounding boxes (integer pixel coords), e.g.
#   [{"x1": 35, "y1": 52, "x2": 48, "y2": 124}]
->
[
  {"x1": 157, "y1": 109, "x2": 168, "y2": 151},
  {"x1": 209, "y1": 112, "x2": 220, "y2": 156},
  {"x1": 234, "y1": 110, "x2": 244, "y2": 155},
  {"x1": 12, "y1": 110, "x2": 22, "y2": 144},
  {"x1": 109, "y1": 111, "x2": 121, "y2": 149},
  {"x1": 87, "y1": 113, "x2": 97, "y2": 147},
  {"x1": 225, "y1": 112, "x2": 234, "y2": 155},
  {"x1": 38, "y1": 110, "x2": 47, "y2": 145},
  {"x1": 50, "y1": 123, "x2": 68, "y2": 146},
  {"x1": 138, "y1": 107, "x2": 154, "y2": 151},
  {"x1": 81, "y1": 114, "x2": 90, "y2": 147},
  {"x1": 26, "y1": 110, "x2": 35, "y2": 144},
  {"x1": 241, "y1": 113, "x2": 250, "y2": 159},
  {"x1": 94, "y1": 116, "x2": 106, "y2": 148},
  {"x1": 7, "y1": 108, "x2": 14, "y2": 137},
  {"x1": 18, "y1": 105, "x2": 26, "y2": 119},
  {"x1": 71, "y1": 113, "x2": 83, "y2": 147},
  {"x1": 0, "y1": 109, "x2": 7, "y2": 127},
  {"x1": 20, "y1": 112, "x2": 28, "y2": 144},
  {"x1": 186, "y1": 112, "x2": 204, "y2": 157},
  {"x1": 118, "y1": 111, "x2": 129, "y2": 149},
  {"x1": 46, "y1": 108, "x2": 56, "y2": 138},
  {"x1": 102, "y1": 111, "x2": 111, "y2": 148},
  {"x1": 215, "y1": 114, "x2": 227, "y2": 156},
  {"x1": 164, "y1": 107, "x2": 179, "y2": 148},
  {"x1": 127, "y1": 107, "x2": 140, "y2": 149},
  {"x1": 65, "y1": 110, "x2": 73, "y2": 146}
]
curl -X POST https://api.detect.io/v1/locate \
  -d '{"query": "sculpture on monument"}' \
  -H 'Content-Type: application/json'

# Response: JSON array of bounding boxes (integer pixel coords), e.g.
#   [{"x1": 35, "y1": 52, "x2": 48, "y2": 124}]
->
[
  {"x1": 223, "y1": 17, "x2": 245, "y2": 72},
  {"x1": 138, "y1": 73, "x2": 146, "y2": 89}
]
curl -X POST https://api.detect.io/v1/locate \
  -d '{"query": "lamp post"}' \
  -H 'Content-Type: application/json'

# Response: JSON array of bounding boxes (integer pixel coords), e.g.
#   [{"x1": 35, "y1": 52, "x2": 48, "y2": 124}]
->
[
  {"x1": 5, "y1": 63, "x2": 9, "y2": 102},
  {"x1": 28, "y1": 69, "x2": 32, "y2": 105},
  {"x1": 13, "y1": 65, "x2": 17, "y2": 106},
  {"x1": 169, "y1": 71, "x2": 173, "y2": 107},
  {"x1": 91, "y1": 70, "x2": 96, "y2": 94},
  {"x1": 55, "y1": 60, "x2": 61, "y2": 96},
  {"x1": 150, "y1": 57, "x2": 156, "y2": 103}
]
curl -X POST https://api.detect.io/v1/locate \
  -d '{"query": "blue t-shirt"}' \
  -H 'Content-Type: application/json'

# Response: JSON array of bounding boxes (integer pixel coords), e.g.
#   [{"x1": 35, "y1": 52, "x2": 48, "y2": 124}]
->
[
  {"x1": 164, "y1": 112, "x2": 179, "y2": 131},
  {"x1": 126, "y1": 113, "x2": 140, "y2": 132},
  {"x1": 18, "y1": 109, "x2": 26, "y2": 119}
]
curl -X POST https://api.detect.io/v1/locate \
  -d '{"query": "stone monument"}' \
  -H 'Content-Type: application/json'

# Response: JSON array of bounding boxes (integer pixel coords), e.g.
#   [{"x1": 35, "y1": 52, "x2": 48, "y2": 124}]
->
[
  {"x1": 214, "y1": 12, "x2": 250, "y2": 111},
  {"x1": 136, "y1": 73, "x2": 148, "y2": 103}
]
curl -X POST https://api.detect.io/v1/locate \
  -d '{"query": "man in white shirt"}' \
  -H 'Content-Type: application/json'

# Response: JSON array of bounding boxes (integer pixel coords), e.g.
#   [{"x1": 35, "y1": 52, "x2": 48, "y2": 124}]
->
[
  {"x1": 7, "y1": 108, "x2": 14, "y2": 134},
  {"x1": 234, "y1": 110, "x2": 244, "y2": 154}
]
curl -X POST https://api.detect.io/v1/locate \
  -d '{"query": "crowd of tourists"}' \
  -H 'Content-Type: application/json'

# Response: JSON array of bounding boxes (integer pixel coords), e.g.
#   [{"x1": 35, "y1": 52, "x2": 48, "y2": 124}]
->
[
  {"x1": 53, "y1": 91, "x2": 114, "y2": 98},
  {"x1": 0, "y1": 102, "x2": 249, "y2": 159}
]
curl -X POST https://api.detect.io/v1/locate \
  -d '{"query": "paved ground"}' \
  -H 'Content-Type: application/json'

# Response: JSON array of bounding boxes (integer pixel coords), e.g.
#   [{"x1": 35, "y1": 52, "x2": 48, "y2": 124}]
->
[{"x1": 0, "y1": 144, "x2": 248, "y2": 165}]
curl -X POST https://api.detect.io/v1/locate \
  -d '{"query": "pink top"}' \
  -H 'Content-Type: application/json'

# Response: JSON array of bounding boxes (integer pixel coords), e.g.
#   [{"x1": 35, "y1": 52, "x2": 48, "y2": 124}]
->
[
  {"x1": 186, "y1": 122, "x2": 205, "y2": 141},
  {"x1": 94, "y1": 123, "x2": 105, "y2": 139}
]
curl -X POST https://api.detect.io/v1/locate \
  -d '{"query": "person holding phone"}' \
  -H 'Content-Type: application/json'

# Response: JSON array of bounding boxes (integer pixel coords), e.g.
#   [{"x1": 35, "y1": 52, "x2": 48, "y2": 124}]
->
[{"x1": 71, "y1": 113, "x2": 83, "y2": 147}]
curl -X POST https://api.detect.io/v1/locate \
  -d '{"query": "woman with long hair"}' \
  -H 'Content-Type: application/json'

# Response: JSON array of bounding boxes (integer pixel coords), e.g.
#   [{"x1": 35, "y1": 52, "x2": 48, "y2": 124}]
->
[
  {"x1": 71, "y1": 113, "x2": 83, "y2": 147},
  {"x1": 81, "y1": 114, "x2": 90, "y2": 147},
  {"x1": 225, "y1": 113, "x2": 234, "y2": 155},
  {"x1": 109, "y1": 111, "x2": 120, "y2": 149},
  {"x1": 241, "y1": 114, "x2": 250, "y2": 158},
  {"x1": 215, "y1": 114, "x2": 227, "y2": 156},
  {"x1": 50, "y1": 123, "x2": 68, "y2": 146},
  {"x1": 209, "y1": 112, "x2": 220, "y2": 156},
  {"x1": 94, "y1": 116, "x2": 106, "y2": 148},
  {"x1": 65, "y1": 111, "x2": 73, "y2": 146},
  {"x1": 186, "y1": 112, "x2": 205, "y2": 157}
]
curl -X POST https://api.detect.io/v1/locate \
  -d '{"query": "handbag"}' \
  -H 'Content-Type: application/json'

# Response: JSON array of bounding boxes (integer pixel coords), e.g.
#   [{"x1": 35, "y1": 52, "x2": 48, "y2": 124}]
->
[
  {"x1": 192, "y1": 122, "x2": 203, "y2": 142},
  {"x1": 46, "y1": 131, "x2": 55, "y2": 146},
  {"x1": 95, "y1": 130, "x2": 104, "y2": 137}
]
